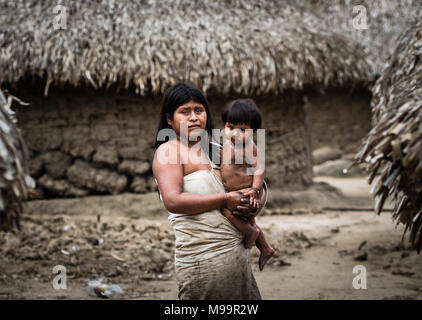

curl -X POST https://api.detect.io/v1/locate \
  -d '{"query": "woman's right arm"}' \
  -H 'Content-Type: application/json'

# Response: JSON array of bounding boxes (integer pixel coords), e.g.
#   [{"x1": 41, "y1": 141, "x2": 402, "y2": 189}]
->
[{"x1": 152, "y1": 144, "x2": 242, "y2": 215}]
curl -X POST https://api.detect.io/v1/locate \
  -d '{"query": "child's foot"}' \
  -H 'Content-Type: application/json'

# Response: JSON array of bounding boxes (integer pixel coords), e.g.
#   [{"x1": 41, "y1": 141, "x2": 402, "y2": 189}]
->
[
  {"x1": 244, "y1": 226, "x2": 260, "y2": 249},
  {"x1": 259, "y1": 246, "x2": 275, "y2": 271}
]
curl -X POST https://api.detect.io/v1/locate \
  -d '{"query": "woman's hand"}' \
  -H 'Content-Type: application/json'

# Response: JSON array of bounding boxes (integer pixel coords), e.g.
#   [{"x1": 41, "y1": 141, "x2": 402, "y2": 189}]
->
[{"x1": 224, "y1": 191, "x2": 243, "y2": 211}]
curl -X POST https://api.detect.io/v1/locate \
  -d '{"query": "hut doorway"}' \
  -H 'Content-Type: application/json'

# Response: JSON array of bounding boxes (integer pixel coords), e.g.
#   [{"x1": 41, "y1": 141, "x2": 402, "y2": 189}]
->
[{"x1": 307, "y1": 88, "x2": 372, "y2": 178}]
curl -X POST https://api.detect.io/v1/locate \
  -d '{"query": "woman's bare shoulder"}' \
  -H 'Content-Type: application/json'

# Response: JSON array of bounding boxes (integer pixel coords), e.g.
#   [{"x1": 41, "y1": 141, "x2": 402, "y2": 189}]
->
[
  {"x1": 154, "y1": 140, "x2": 179, "y2": 158},
  {"x1": 153, "y1": 140, "x2": 183, "y2": 174},
  {"x1": 156, "y1": 139, "x2": 179, "y2": 151}
]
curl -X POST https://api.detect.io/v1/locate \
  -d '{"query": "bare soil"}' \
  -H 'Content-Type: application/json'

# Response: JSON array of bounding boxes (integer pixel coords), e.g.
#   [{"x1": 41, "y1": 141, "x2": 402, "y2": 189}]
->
[{"x1": 0, "y1": 177, "x2": 421, "y2": 300}]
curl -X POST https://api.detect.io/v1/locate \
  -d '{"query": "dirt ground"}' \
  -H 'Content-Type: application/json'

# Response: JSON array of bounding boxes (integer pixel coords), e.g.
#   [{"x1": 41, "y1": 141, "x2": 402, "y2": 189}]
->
[{"x1": 0, "y1": 177, "x2": 421, "y2": 300}]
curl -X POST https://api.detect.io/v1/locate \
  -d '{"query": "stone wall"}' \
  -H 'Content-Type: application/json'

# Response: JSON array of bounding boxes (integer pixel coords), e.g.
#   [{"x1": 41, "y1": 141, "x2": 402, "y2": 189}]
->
[{"x1": 14, "y1": 86, "x2": 312, "y2": 198}]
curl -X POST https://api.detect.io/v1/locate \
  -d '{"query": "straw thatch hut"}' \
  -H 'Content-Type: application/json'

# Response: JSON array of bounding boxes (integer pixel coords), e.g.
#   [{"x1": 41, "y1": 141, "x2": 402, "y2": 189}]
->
[
  {"x1": 353, "y1": 20, "x2": 422, "y2": 251},
  {"x1": 302, "y1": 0, "x2": 422, "y2": 156},
  {"x1": 0, "y1": 90, "x2": 33, "y2": 230},
  {"x1": 1, "y1": 0, "x2": 417, "y2": 198}
]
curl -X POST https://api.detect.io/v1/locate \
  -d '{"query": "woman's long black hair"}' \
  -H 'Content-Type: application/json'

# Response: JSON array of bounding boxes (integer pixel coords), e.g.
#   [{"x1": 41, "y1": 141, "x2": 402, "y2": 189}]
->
[{"x1": 155, "y1": 83, "x2": 221, "y2": 165}]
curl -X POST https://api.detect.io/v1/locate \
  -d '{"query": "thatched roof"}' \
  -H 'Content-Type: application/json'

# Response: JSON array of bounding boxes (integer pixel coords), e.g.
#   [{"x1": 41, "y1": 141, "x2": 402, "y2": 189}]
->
[
  {"x1": 353, "y1": 20, "x2": 422, "y2": 251},
  {"x1": 295, "y1": 0, "x2": 422, "y2": 77},
  {"x1": 0, "y1": 0, "x2": 379, "y2": 96},
  {"x1": 0, "y1": 90, "x2": 34, "y2": 231}
]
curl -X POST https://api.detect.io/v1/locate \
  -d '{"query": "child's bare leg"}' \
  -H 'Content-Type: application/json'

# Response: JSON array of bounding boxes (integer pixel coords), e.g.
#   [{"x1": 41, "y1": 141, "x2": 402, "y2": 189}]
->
[
  {"x1": 250, "y1": 218, "x2": 275, "y2": 271},
  {"x1": 221, "y1": 208, "x2": 260, "y2": 249}
]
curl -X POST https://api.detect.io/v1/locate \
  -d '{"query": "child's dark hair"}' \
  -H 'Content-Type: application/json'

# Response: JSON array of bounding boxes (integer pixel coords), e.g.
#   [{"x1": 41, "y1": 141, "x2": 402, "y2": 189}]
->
[{"x1": 221, "y1": 99, "x2": 262, "y2": 130}]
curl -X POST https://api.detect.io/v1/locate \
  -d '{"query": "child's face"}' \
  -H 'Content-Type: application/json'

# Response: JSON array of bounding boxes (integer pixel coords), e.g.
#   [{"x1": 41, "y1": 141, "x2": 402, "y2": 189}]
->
[{"x1": 224, "y1": 122, "x2": 253, "y2": 145}]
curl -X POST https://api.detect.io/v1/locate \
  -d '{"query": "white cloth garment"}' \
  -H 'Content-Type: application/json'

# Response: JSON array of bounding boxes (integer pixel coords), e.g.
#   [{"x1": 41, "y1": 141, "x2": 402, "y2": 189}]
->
[{"x1": 161, "y1": 155, "x2": 262, "y2": 300}]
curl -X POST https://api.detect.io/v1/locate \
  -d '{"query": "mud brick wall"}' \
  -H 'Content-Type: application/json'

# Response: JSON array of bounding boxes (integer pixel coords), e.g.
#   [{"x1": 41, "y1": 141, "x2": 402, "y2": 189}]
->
[
  {"x1": 15, "y1": 86, "x2": 312, "y2": 198},
  {"x1": 307, "y1": 88, "x2": 372, "y2": 155}
]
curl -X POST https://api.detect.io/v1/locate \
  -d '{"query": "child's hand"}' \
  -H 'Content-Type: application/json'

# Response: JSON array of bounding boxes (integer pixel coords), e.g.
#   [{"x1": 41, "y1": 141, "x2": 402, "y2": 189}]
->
[
  {"x1": 243, "y1": 188, "x2": 261, "y2": 209},
  {"x1": 254, "y1": 198, "x2": 261, "y2": 209}
]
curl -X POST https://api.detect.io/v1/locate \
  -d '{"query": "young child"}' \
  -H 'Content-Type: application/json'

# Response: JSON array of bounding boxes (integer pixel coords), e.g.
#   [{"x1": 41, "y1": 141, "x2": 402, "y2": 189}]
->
[{"x1": 219, "y1": 99, "x2": 275, "y2": 271}]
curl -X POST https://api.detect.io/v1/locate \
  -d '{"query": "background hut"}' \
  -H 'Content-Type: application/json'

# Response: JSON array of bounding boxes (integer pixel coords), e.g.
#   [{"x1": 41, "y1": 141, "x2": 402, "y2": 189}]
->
[
  {"x1": 1, "y1": 0, "x2": 417, "y2": 198},
  {"x1": 302, "y1": 0, "x2": 422, "y2": 172},
  {"x1": 353, "y1": 20, "x2": 422, "y2": 251},
  {"x1": 0, "y1": 90, "x2": 33, "y2": 230}
]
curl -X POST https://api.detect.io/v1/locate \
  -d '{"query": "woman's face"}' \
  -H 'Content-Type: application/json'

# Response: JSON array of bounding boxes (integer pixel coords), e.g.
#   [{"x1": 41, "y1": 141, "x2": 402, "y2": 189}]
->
[{"x1": 167, "y1": 100, "x2": 207, "y2": 140}]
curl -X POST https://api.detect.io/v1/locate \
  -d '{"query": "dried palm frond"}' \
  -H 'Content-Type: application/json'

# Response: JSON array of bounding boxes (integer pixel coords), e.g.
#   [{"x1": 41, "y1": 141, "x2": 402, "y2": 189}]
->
[
  {"x1": 2, "y1": 1, "x2": 421, "y2": 96},
  {"x1": 0, "y1": 89, "x2": 34, "y2": 231},
  {"x1": 352, "y1": 20, "x2": 422, "y2": 252},
  {"x1": 294, "y1": 0, "x2": 422, "y2": 77}
]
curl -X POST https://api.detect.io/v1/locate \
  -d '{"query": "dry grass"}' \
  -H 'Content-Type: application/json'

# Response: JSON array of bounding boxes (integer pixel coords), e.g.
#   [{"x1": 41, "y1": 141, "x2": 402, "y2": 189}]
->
[{"x1": 0, "y1": 90, "x2": 32, "y2": 231}]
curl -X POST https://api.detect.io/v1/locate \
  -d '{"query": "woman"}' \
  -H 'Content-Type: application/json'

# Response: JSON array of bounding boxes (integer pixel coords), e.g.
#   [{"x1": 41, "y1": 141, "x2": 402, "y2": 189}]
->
[{"x1": 152, "y1": 82, "x2": 267, "y2": 300}]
